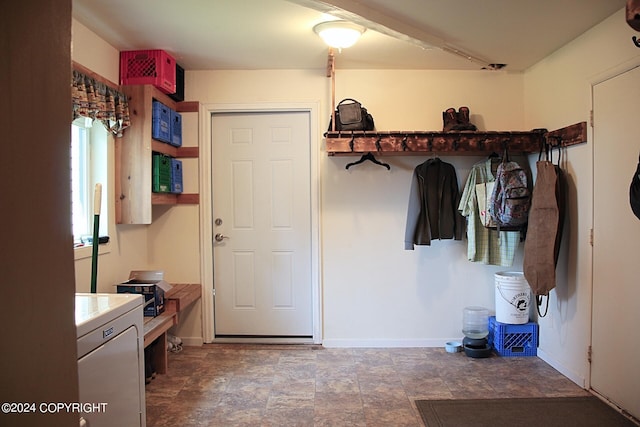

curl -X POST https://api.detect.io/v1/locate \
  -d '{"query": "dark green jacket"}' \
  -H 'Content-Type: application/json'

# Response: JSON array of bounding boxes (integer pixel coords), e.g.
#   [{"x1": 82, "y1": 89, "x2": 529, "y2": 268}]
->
[{"x1": 405, "y1": 158, "x2": 465, "y2": 249}]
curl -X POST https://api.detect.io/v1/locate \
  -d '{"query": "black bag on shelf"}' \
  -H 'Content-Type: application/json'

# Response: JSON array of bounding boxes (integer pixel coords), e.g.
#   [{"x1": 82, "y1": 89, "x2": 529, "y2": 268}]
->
[{"x1": 328, "y1": 98, "x2": 375, "y2": 131}]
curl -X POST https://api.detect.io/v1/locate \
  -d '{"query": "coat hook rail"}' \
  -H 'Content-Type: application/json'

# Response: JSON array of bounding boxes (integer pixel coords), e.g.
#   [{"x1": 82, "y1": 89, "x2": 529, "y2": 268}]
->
[
  {"x1": 544, "y1": 121, "x2": 587, "y2": 148},
  {"x1": 325, "y1": 125, "x2": 586, "y2": 156}
]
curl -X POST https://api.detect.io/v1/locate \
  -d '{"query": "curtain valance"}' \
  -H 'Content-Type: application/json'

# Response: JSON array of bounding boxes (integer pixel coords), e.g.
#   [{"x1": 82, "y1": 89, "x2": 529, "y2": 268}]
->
[{"x1": 72, "y1": 70, "x2": 130, "y2": 137}]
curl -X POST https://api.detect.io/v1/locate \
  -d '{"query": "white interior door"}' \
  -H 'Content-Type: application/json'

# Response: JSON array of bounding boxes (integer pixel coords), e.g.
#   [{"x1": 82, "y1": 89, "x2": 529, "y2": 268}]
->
[
  {"x1": 591, "y1": 64, "x2": 640, "y2": 420},
  {"x1": 211, "y1": 111, "x2": 312, "y2": 337}
]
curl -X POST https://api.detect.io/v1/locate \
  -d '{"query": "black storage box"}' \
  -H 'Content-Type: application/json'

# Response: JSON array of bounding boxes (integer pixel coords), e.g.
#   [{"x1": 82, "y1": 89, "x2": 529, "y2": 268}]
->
[
  {"x1": 168, "y1": 63, "x2": 185, "y2": 102},
  {"x1": 116, "y1": 280, "x2": 168, "y2": 317}
]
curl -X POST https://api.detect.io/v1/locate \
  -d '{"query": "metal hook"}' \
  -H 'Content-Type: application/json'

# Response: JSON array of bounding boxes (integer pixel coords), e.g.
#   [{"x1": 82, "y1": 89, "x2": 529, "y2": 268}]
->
[
  {"x1": 633, "y1": 36, "x2": 640, "y2": 48},
  {"x1": 547, "y1": 135, "x2": 562, "y2": 147},
  {"x1": 401, "y1": 135, "x2": 409, "y2": 151},
  {"x1": 375, "y1": 135, "x2": 382, "y2": 152}
]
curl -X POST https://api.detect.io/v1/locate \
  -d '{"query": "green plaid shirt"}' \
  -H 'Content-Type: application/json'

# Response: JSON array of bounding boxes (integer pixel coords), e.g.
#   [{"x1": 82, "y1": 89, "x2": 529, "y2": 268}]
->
[{"x1": 459, "y1": 158, "x2": 520, "y2": 266}]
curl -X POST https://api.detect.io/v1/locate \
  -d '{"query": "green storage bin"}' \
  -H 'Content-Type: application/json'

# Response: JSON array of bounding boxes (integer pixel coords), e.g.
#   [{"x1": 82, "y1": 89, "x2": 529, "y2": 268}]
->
[{"x1": 152, "y1": 154, "x2": 172, "y2": 193}]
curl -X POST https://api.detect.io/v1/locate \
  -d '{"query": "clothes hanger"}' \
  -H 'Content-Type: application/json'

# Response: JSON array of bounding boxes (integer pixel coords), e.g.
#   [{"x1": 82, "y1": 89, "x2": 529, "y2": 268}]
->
[{"x1": 345, "y1": 152, "x2": 391, "y2": 170}]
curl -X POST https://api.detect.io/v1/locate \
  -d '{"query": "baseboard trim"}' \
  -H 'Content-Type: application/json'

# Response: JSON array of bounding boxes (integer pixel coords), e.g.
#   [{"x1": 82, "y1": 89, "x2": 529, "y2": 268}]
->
[
  {"x1": 537, "y1": 348, "x2": 587, "y2": 388},
  {"x1": 321, "y1": 338, "x2": 453, "y2": 348},
  {"x1": 210, "y1": 336, "x2": 314, "y2": 345},
  {"x1": 181, "y1": 336, "x2": 204, "y2": 347}
]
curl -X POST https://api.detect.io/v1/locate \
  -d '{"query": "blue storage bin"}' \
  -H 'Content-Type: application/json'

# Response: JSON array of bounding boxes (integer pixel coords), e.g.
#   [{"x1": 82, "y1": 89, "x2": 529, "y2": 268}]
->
[
  {"x1": 170, "y1": 109, "x2": 182, "y2": 147},
  {"x1": 170, "y1": 158, "x2": 183, "y2": 193},
  {"x1": 488, "y1": 316, "x2": 538, "y2": 357},
  {"x1": 152, "y1": 100, "x2": 171, "y2": 143}
]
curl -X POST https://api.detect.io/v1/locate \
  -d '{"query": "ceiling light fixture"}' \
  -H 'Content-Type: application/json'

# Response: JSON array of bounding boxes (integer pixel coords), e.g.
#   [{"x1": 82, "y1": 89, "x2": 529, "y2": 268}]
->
[{"x1": 313, "y1": 20, "x2": 366, "y2": 50}]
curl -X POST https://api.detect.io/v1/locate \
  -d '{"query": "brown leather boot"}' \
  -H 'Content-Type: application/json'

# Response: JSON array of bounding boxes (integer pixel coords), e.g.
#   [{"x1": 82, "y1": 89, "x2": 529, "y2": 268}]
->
[
  {"x1": 443, "y1": 107, "x2": 457, "y2": 131},
  {"x1": 458, "y1": 106, "x2": 470, "y2": 124},
  {"x1": 455, "y1": 106, "x2": 477, "y2": 131}
]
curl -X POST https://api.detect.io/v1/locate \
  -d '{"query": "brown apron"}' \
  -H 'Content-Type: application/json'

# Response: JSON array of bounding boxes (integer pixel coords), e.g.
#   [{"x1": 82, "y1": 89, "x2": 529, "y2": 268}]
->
[{"x1": 523, "y1": 143, "x2": 565, "y2": 315}]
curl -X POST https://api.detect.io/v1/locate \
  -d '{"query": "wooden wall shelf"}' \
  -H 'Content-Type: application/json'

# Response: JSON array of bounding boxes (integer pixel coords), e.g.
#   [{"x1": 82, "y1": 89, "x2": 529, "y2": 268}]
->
[
  {"x1": 152, "y1": 140, "x2": 199, "y2": 158},
  {"x1": 152, "y1": 193, "x2": 200, "y2": 205},
  {"x1": 325, "y1": 122, "x2": 587, "y2": 156},
  {"x1": 117, "y1": 85, "x2": 200, "y2": 224}
]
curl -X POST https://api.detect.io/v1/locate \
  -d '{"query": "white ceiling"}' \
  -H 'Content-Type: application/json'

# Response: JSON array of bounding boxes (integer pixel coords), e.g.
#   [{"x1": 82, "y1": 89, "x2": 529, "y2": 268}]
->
[{"x1": 72, "y1": 0, "x2": 625, "y2": 72}]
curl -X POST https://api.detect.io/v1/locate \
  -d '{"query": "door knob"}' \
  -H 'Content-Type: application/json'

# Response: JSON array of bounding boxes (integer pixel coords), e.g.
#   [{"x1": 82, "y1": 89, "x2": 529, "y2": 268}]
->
[{"x1": 214, "y1": 233, "x2": 229, "y2": 242}]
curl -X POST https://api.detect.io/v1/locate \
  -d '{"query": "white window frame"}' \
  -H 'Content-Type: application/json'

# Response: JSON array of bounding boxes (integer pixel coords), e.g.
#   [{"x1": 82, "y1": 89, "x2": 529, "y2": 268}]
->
[{"x1": 71, "y1": 118, "x2": 111, "y2": 260}]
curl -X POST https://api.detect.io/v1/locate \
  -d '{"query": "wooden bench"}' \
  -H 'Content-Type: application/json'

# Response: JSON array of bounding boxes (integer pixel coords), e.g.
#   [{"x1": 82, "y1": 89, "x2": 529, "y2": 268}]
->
[
  {"x1": 164, "y1": 283, "x2": 202, "y2": 322},
  {"x1": 143, "y1": 312, "x2": 177, "y2": 375},
  {"x1": 143, "y1": 283, "x2": 201, "y2": 374}
]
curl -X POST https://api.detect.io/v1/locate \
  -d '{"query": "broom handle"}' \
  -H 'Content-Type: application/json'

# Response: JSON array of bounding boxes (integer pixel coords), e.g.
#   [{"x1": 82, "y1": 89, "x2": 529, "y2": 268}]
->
[{"x1": 90, "y1": 183, "x2": 102, "y2": 294}]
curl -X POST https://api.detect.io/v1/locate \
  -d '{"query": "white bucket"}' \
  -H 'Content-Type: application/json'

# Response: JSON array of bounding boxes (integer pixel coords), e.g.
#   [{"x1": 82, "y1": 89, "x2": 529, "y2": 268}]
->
[{"x1": 495, "y1": 272, "x2": 531, "y2": 324}]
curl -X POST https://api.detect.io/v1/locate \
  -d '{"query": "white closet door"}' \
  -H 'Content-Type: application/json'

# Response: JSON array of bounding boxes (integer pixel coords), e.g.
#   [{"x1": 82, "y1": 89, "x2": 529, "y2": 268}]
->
[{"x1": 591, "y1": 64, "x2": 640, "y2": 420}]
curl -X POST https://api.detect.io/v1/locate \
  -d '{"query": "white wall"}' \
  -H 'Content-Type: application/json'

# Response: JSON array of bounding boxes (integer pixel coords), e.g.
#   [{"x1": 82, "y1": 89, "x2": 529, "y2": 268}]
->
[
  {"x1": 188, "y1": 68, "x2": 531, "y2": 346},
  {"x1": 524, "y1": 8, "x2": 640, "y2": 387},
  {"x1": 147, "y1": 107, "x2": 201, "y2": 285},
  {"x1": 72, "y1": 19, "x2": 152, "y2": 291},
  {"x1": 3, "y1": 3, "x2": 79, "y2": 426},
  {"x1": 323, "y1": 69, "x2": 527, "y2": 346},
  {"x1": 72, "y1": 19, "x2": 204, "y2": 344}
]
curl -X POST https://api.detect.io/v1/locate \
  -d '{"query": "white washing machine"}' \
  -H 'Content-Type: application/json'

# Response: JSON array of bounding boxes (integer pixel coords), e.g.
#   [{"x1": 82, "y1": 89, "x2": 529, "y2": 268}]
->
[{"x1": 76, "y1": 293, "x2": 146, "y2": 427}]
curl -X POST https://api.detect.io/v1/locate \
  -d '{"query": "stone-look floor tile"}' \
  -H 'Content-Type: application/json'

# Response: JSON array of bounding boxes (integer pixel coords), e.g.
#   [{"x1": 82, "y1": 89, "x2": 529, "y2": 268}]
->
[
  {"x1": 314, "y1": 391, "x2": 363, "y2": 410},
  {"x1": 145, "y1": 344, "x2": 589, "y2": 426},
  {"x1": 271, "y1": 377, "x2": 316, "y2": 398},
  {"x1": 360, "y1": 390, "x2": 411, "y2": 408},
  {"x1": 205, "y1": 407, "x2": 264, "y2": 427},
  {"x1": 261, "y1": 408, "x2": 315, "y2": 427},
  {"x1": 316, "y1": 373, "x2": 360, "y2": 393},
  {"x1": 443, "y1": 375, "x2": 501, "y2": 399},
  {"x1": 359, "y1": 378, "x2": 405, "y2": 396},
  {"x1": 401, "y1": 375, "x2": 453, "y2": 399},
  {"x1": 363, "y1": 406, "x2": 423, "y2": 427},
  {"x1": 314, "y1": 407, "x2": 367, "y2": 427}
]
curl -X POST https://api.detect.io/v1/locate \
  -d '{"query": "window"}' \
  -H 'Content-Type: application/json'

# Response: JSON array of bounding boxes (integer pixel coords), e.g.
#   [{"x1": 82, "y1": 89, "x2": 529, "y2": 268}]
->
[{"x1": 71, "y1": 117, "x2": 109, "y2": 256}]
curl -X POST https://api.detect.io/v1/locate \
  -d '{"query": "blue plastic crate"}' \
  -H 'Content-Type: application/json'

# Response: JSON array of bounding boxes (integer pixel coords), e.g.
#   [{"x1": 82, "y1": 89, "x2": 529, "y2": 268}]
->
[
  {"x1": 170, "y1": 109, "x2": 182, "y2": 147},
  {"x1": 152, "y1": 100, "x2": 171, "y2": 143},
  {"x1": 488, "y1": 316, "x2": 538, "y2": 357},
  {"x1": 170, "y1": 158, "x2": 183, "y2": 193}
]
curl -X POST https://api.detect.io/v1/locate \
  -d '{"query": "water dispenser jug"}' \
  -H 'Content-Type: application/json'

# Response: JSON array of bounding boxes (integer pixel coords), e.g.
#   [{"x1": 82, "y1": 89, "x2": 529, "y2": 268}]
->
[{"x1": 462, "y1": 306, "x2": 489, "y2": 339}]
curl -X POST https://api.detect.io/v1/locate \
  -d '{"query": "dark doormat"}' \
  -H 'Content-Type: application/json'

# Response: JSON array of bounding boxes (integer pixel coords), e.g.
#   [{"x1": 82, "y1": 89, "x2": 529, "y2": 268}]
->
[{"x1": 416, "y1": 396, "x2": 637, "y2": 427}]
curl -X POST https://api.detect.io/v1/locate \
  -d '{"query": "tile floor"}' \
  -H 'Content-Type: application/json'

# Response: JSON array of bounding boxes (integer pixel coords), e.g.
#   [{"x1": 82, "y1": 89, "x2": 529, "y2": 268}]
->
[{"x1": 144, "y1": 344, "x2": 590, "y2": 427}]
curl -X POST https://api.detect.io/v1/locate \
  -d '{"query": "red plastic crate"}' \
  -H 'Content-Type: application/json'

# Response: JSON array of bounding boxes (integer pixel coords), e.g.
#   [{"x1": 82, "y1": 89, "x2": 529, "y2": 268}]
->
[{"x1": 120, "y1": 49, "x2": 176, "y2": 94}]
